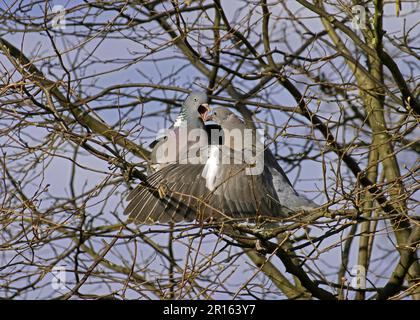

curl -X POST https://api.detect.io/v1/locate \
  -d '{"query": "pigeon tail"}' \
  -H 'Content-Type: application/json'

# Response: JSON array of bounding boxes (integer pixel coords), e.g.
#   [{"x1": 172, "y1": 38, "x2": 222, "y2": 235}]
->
[{"x1": 287, "y1": 192, "x2": 318, "y2": 211}]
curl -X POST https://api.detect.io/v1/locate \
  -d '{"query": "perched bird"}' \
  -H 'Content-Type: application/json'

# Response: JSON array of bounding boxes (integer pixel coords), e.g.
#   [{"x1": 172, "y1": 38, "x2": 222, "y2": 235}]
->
[
  {"x1": 125, "y1": 107, "x2": 316, "y2": 224},
  {"x1": 148, "y1": 91, "x2": 211, "y2": 174},
  {"x1": 211, "y1": 108, "x2": 317, "y2": 213}
]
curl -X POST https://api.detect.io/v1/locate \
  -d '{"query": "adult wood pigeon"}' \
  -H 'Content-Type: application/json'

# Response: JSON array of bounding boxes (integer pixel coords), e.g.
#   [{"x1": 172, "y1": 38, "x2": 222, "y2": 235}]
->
[
  {"x1": 148, "y1": 91, "x2": 212, "y2": 174},
  {"x1": 125, "y1": 107, "x2": 316, "y2": 224}
]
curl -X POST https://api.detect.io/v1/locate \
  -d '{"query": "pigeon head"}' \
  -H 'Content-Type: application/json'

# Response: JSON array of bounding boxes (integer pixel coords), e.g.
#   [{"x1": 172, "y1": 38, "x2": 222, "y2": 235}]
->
[
  {"x1": 180, "y1": 91, "x2": 210, "y2": 126},
  {"x1": 210, "y1": 107, "x2": 245, "y2": 131}
]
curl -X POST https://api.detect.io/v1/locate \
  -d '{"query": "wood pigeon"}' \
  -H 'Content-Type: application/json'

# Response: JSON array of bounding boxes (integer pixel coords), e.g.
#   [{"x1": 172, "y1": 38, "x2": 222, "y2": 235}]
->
[
  {"x1": 211, "y1": 108, "x2": 317, "y2": 213},
  {"x1": 125, "y1": 107, "x2": 317, "y2": 224},
  {"x1": 148, "y1": 91, "x2": 212, "y2": 174}
]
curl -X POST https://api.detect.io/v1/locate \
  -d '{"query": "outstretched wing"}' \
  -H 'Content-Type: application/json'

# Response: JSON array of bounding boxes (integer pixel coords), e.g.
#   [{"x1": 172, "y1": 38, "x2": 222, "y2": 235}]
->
[{"x1": 124, "y1": 145, "x2": 287, "y2": 224}]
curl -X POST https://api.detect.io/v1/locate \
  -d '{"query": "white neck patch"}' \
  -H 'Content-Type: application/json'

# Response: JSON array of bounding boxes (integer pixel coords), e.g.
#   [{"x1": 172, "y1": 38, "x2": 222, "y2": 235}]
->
[
  {"x1": 174, "y1": 114, "x2": 187, "y2": 128},
  {"x1": 201, "y1": 145, "x2": 220, "y2": 191}
]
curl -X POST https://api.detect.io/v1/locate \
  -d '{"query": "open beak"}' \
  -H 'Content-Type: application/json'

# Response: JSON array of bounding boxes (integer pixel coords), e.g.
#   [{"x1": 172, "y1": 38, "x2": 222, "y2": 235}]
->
[{"x1": 198, "y1": 103, "x2": 211, "y2": 122}]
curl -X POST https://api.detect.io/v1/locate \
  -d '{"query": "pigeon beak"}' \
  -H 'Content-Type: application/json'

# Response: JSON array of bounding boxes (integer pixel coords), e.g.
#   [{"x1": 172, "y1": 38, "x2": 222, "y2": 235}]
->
[{"x1": 198, "y1": 103, "x2": 211, "y2": 122}]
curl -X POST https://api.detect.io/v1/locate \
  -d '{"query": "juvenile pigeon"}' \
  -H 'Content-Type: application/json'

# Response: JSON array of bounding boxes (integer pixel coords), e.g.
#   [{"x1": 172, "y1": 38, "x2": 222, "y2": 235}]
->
[
  {"x1": 124, "y1": 107, "x2": 316, "y2": 224},
  {"x1": 211, "y1": 108, "x2": 317, "y2": 213}
]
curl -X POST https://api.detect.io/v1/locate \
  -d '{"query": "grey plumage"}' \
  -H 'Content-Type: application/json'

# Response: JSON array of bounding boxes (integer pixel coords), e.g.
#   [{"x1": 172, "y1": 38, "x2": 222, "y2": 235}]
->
[
  {"x1": 124, "y1": 107, "x2": 317, "y2": 224},
  {"x1": 125, "y1": 155, "x2": 284, "y2": 223},
  {"x1": 148, "y1": 91, "x2": 210, "y2": 174},
  {"x1": 211, "y1": 108, "x2": 317, "y2": 214}
]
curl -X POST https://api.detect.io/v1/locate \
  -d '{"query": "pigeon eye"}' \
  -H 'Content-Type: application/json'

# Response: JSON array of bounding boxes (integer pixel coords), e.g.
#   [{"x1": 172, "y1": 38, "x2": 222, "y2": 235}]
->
[{"x1": 214, "y1": 112, "x2": 217, "y2": 116}]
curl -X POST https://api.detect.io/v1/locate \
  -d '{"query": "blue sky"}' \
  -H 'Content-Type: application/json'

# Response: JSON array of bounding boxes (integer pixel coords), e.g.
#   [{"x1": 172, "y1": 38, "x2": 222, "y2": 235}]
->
[{"x1": 0, "y1": 0, "x2": 418, "y2": 299}]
